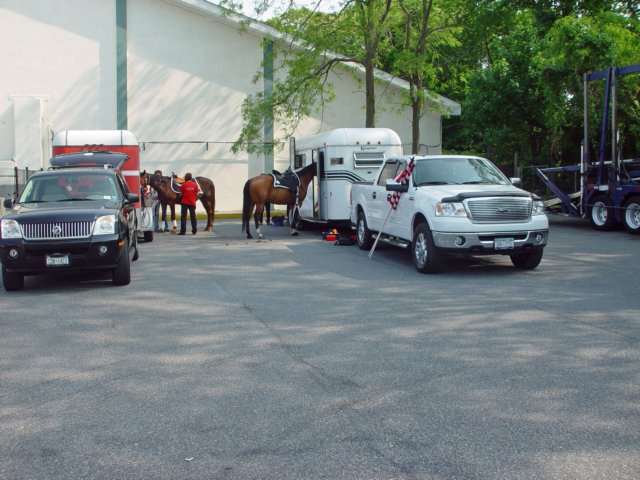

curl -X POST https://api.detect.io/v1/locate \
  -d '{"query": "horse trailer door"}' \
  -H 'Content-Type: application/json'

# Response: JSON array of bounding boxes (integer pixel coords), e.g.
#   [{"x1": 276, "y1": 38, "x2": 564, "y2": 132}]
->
[{"x1": 316, "y1": 148, "x2": 327, "y2": 221}]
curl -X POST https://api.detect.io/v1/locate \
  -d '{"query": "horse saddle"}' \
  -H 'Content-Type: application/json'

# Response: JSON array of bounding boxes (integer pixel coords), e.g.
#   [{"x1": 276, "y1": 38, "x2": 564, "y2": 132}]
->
[
  {"x1": 170, "y1": 173, "x2": 202, "y2": 196},
  {"x1": 270, "y1": 167, "x2": 300, "y2": 192}
]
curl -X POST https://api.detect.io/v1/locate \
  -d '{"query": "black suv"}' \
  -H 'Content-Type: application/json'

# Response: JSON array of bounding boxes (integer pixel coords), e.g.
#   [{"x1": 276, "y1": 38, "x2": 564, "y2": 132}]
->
[{"x1": 1, "y1": 152, "x2": 140, "y2": 291}]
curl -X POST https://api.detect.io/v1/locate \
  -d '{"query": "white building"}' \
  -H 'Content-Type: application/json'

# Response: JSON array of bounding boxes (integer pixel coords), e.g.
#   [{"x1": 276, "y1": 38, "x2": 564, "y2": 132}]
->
[{"x1": 0, "y1": 0, "x2": 460, "y2": 213}]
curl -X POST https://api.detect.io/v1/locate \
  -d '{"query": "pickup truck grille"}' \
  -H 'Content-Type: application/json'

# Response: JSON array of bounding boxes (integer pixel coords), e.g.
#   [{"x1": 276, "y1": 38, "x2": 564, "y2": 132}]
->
[
  {"x1": 21, "y1": 221, "x2": 95, "y2": 240},
  {"x1": 466, "y1": 197, "x2": 531, "y2": 223}
]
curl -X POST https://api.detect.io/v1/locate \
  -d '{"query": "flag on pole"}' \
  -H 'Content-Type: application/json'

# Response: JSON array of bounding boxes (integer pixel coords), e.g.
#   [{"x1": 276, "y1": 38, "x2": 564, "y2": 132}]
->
[{"x1": 387, "y1": 157, "x2": 415, "y2": 210}]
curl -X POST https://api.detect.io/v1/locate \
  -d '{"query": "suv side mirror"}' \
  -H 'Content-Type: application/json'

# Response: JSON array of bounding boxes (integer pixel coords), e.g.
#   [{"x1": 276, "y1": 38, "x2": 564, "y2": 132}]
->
[
  {"x1": 3, "y1": 197, "x2": 14, "y2": 208},
  {"x1": 386, "y1": 180, "x2": 409, "y2": 193},
  {"x1": 510, "y1": 177, "x2": 522, "y2": 187},
  {"x1": 125, "y1": 193, "x2": 139, "y2": 204}
]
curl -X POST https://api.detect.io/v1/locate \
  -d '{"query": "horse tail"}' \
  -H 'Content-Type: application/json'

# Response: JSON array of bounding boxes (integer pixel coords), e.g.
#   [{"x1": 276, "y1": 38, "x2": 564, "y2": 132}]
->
[{"x1": 241, "y1": 179, "x2": 251, "y2": 232}]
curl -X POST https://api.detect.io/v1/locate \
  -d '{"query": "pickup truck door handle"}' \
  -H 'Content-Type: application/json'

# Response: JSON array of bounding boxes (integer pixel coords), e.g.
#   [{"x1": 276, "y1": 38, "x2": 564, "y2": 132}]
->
[{"x1": 372, "y1": 192, "x2": 377, "y2": 199}]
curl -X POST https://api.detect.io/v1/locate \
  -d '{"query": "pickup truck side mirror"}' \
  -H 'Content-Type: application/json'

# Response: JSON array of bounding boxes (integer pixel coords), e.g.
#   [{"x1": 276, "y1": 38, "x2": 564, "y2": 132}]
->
[
  {"x1": 386, "y1": 180, "x2": 409, "y2": 193},
  {"x1": 125, "y1": 193, "x2": 140, "y2": 204},
  {"x1": 510, "y1": 177, "x2": 522, "y2": 187},
  {"x1": 3, "y1": 197, "x2": 14, "y2": 208}
]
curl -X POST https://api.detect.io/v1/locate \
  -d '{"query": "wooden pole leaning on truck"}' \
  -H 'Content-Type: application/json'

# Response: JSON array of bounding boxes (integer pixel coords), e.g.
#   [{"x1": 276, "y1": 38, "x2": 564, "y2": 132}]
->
[{"x1": 368, "y1": 205, "x2": 394, "y2": 259}]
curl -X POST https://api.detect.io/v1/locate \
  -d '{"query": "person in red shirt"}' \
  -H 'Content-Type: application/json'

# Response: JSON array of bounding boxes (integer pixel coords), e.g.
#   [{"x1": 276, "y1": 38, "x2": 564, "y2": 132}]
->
[{"x1": 178, "y1": 173, "x2": 199, "y2": 235}]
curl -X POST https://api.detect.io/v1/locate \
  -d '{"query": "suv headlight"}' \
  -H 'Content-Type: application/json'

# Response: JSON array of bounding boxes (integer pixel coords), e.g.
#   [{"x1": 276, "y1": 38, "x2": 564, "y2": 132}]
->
[
  {"x1": 532, "y1": 200, "x2": 546, "y2": 216},
  {"x1": 1, "y1": 219, "x2": 23, "y2": 239},
  {"x1": 435, "y1": 202, "x2": 467, "y2": 217},
  {"x1": 93, "y1": 215, "x2": 117, "y2": 235}
]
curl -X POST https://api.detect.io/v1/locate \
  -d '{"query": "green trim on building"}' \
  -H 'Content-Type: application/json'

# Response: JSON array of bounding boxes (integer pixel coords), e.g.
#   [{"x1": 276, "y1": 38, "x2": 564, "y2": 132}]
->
[
  {"x1": 116, "y1": 0, "x2": 128, "y2": 129},
  {"x1": 263, "y1": 40, "x2": 274, "y2": 172}
]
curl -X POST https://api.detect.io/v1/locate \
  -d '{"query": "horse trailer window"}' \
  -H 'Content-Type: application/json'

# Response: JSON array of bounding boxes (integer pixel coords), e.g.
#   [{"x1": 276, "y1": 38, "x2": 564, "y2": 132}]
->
[
  {"x1": 330, "y1": 157, "x2": 344, "y2": 166},
  {"x1": 294, "y1": 154, "x2": 304, "y2": 169},
  {"x1": 354, "y1": 151, "x2": 385, "y2": 168}
]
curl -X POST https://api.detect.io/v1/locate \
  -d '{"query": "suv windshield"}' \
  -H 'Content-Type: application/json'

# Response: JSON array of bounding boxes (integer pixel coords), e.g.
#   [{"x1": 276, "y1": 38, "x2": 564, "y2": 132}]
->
[
  {"x1": 19, "y1": 173, "x2": 120, "y2": 203},
  {"x1": 413, "y1": 157, "x2": 510, "y2": 186}
]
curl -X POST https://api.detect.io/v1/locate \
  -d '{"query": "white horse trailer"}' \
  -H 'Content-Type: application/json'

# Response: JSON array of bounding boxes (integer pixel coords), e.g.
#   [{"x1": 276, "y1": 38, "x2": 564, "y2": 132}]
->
[{"x1": 290, "y1": 128, "x2": 403, "y2": 228}]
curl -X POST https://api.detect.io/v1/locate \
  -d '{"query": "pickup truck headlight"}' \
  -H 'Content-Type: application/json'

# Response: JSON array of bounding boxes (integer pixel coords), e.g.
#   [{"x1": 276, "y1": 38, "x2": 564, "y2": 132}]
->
[
  {"x1": 532, "y1": 200, "x2": 546, "y2": 216},
  {"x1": 1, "y1": 219, "x2": 23, "y2": 239},
  {"x1": 93, "y1": 215, "x2": 117, "y2": 235},
  {"x1": 435, "y1": 202, "x2": 467, "y2": 217}
]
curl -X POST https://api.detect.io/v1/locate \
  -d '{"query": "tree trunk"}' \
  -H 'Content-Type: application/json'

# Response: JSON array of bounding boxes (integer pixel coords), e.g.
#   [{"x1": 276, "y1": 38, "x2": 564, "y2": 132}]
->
[{"x1": 364, "y1": 55, "x2": 376, "y2": 127}]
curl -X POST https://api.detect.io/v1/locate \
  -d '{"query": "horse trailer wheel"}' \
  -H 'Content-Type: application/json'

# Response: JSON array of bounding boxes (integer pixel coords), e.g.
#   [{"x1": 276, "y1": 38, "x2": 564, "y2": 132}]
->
[
  {"x1": 412, "y1": 223, "x2": 441, "y2": 274},
  {"x1": 356, "y1": 211, "x2": 373, "y2": 250},
  {"x1": 623, "y1": 196, "x2": 640, "y2": 234},
  {"x1": 589, "y1": 195, "x2": 617, "y2": 231},
  {"x1": 510, "y1": 249, "x2": 543, "y2": 269},
  {"x1": 113, "y1": 239, "x2": 132, "y2": 286},
  {"x1": 2, "y1": 265, "x2": 24, "y2": 291}
]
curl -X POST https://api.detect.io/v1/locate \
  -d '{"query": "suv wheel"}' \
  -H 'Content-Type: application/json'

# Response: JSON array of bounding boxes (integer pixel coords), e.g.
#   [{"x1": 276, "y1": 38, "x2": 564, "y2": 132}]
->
[
  {"x1": 113, "y1": 239, "x2": 132, "y2": 285},
  {"x1": 2, "y1": 265, "x2": 24, "y2": 291}
]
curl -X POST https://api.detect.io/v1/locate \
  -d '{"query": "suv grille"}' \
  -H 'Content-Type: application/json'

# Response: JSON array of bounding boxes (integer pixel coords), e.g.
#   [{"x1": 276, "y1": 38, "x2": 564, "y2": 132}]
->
[
  {"x1": 21, "y1": 221, "x2": 95, "y2": 240},
  {"x1": 466, "y1": 197, "x2": 531, "y2": 223}
]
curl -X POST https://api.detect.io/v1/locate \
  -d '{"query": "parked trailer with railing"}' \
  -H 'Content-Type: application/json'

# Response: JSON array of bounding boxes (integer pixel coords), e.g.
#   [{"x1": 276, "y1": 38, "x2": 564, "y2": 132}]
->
[{"x1": 535, "y1": 64, "x2": 640, "y2": 234}]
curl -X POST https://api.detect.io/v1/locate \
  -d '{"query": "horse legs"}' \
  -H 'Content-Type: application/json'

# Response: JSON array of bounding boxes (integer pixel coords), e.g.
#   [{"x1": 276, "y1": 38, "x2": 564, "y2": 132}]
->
[
  {"x1": 202, "y1": 197, "x2": 214, "y2": 232},
  {"x1": 288, "y1": 204, "x2": 299, "y2": 236},
  {"x1": 170, "y1": 204, "x2": 178, "y2": 234},
  {"x1": 253, "y1": 202, "x2": 265, "y2": 239},
  {"x1": 161, "y1": 203, "x2": 169, "y2": 232}
]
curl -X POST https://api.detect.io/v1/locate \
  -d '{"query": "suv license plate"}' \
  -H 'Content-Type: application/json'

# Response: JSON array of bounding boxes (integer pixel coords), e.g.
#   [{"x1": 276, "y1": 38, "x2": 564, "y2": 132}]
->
[
  {"x1": 494, "y1": 238, "x2": 514, "y2": 250},
  {"x1": 46, "y1": 255, "x2": 70, "y2": 266}
]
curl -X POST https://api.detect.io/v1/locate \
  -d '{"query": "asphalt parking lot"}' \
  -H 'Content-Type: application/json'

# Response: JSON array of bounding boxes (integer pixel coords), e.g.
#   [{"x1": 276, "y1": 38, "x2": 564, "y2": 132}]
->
[{"x1": 1, "y1": 216, "x2": 639, "y2": 479}]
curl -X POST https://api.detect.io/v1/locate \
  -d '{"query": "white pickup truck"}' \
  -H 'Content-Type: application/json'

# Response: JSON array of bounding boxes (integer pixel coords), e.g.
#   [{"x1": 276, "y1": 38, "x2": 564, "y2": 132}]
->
[{"x1": 349, "y1": 155, "x2": 549, "y2": 273}]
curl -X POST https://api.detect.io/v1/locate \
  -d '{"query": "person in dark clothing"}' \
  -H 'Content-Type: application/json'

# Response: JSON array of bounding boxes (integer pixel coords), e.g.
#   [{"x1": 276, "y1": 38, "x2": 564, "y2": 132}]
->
[{"x1": 178, "y1": 173, "x2": 198, "y2": 235}]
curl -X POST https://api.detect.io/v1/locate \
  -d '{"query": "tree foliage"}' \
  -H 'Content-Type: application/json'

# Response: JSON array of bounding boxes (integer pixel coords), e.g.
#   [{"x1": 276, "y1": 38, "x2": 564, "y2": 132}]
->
[
  {"x1": 231, "y1": 0, "x2": 394, "y2": 154},
  {"x1": 230, "y1": 0, "x2": 640, "y2": 168}
]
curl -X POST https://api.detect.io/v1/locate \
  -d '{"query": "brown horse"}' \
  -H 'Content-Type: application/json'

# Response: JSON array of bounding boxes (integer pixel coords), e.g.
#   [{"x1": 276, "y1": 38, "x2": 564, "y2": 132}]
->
[
  {"x1": 242, "y1": 162, "x2": 317, "y2": 239},
  {"x1": 141, "y1": 170, "x2": 177, "y2": 232},
  {"x1": 141, "y1": 170, "x2": 216, "y2": 232}
]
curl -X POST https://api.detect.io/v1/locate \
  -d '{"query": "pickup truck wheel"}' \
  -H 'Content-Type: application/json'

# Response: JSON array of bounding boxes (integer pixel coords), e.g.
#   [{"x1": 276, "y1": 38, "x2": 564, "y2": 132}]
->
[
  {"x1": 143, "y1": 230, "x2": 154, "y2": 242},
  {"x1": 356, "y1": 211, "x2": 373, "y2": 250},
  {"x1": 623, "y1": 195, "x2": 640, "y2": 234},
  {"x1": 2, "y1": 265, "x2": 24, "y2": 291},
  {"x1": 510, "y1": 249, "x2": 543, "y2": 269},
  {"x1": 113, "y1": 238, "x2": 132, "y2": 286},
  {"x1": 412, "y1": 223, "x2": 441, "y2": 273},
  {"x1": 590, "y1": 194, "x2": 617, "y2": 231}
]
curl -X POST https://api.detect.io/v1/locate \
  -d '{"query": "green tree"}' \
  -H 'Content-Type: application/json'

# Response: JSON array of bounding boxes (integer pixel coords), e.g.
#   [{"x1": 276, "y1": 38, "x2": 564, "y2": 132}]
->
[
  {"x1": 457, "y1": 11, "x2": 547, "y2": 165},
  {"x1": 384, "y1": 0, "x2": 462, "y2": 153},
  {"x1": 232, "y1": 0, "x2": 394, "y2": 154},
  {"x1": 538, "y1": 12, "x2": 640, "y2": 162}
]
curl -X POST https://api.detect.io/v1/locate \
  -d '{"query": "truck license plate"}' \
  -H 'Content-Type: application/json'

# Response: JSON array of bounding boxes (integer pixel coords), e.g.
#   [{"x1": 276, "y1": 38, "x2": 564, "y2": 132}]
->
[
  {"x1": 494, "y1": 238, "x2": 514, "y2": 250},
  {"x1": 46, "y1": 255, "x2": 70, "y2": 266}
]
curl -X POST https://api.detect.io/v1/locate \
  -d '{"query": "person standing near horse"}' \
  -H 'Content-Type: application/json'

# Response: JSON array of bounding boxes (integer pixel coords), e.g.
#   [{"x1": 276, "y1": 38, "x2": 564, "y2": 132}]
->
[
  {"x1": 178, "y1": 173, "x2": 198, "y2": 235},
  {"x1": 152, "y1": 170, "x2": 162, "y2": 232}
]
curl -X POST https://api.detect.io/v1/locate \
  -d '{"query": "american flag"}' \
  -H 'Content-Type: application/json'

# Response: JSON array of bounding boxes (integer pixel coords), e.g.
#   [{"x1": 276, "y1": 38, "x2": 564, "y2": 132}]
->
[{"x1": 388, "y1": 157, "x2": 415, "y2": 210}]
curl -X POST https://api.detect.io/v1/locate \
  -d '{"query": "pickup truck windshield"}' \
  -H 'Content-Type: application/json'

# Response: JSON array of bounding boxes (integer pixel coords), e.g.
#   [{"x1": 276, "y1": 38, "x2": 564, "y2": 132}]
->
[
  {"x1": 19, "y1": 173, "x2": 121, "y2": 203},
  {"x1": 413, "y1": 157, "x2": 509, "y2": 186}
]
